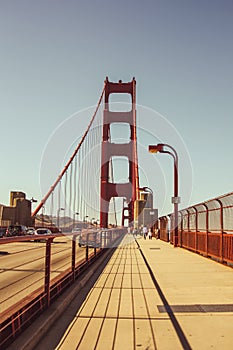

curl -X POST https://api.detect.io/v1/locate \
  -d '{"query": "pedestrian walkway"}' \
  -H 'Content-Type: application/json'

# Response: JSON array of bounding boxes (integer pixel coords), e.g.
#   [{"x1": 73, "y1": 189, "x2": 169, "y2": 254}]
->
[
  {"x1": 54, "y1": 235, "x2": 180, "y2": 350},
  {"x1": 9, "y1": 235, "x2": 233, "y2": 350}
]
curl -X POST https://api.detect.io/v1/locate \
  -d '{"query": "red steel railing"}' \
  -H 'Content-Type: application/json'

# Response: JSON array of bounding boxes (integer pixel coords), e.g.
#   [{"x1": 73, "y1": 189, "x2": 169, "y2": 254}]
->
[
  {"x1": 0, "y1": 228, "x2": 126, "y2": 348},
  {"x1": 159, "y1": 191, "x2": 233, "y2": 264}
]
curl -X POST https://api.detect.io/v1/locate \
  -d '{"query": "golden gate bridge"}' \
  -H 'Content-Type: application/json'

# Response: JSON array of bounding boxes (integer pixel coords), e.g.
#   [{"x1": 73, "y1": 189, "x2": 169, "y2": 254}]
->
[
  {"x1": 1, "y1": 78, "x2": 233, "y2": 348},
  {"x1": 32, "y1": 77, "x2": 140, "y2": 230}
]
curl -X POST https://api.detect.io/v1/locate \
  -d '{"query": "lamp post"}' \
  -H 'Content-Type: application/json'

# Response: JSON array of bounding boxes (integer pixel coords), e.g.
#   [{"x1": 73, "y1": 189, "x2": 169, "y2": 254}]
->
[
  {"x1": 73, "y1": 212, "x2": 79, "y2": 228},
  {"x1": 30, "y1": 198, "x2": 38, "y2": 227},
  {"x1": 148, "y1": 143, "x2": 180, "y2": 247},
  {"x1": 83, "y1": 215, "x2": 89, "y2": 222},
  {"x1": 139, "y1": 186, "x2": 153, "y2": 207},
  {"x1": 42, "y1": 205, "x2": 45, "y2": 227},
  {"x1": 83, "y1": 215, "x2": 89, "y2": 228},
  {"x1": 57, "y1": 208, "x2": 65, "y2": 231},
  {"x1": 138, "y1": 186, "x2": 154, "y2": 228},
  {"x1": 30, "y1": 197, "x2": 38, "y2": 204},
  {"x1": 140, "y1": 186, "x2": 153, "y2": 194}
]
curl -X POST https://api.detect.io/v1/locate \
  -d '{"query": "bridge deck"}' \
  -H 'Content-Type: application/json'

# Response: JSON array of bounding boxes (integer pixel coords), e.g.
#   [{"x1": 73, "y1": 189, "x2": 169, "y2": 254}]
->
[{"x1": 9, "y1": 235, "x2": 233, "y2": 350}]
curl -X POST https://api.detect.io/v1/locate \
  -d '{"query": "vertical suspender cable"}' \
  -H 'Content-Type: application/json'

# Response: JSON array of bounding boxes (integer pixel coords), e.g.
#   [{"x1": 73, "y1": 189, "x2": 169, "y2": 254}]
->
[
  {"x1": 32, "y1": 81, "x2": 107, "y2": 217},
  {"x1": 50, "y1": 192, "x2": 54, "y2": 226},
  {"x1": 73, "y1": 155, "x2": 78, "y2": 226},
  {"x1": 69, "y1": 162, "x2": 73, "y2": 225}
]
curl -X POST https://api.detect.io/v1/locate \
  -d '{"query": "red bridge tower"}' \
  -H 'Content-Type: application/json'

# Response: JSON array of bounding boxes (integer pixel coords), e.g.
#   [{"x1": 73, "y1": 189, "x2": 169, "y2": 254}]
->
[{"x1": 100, "y1": 77, "x2": 139, "y2": 228}]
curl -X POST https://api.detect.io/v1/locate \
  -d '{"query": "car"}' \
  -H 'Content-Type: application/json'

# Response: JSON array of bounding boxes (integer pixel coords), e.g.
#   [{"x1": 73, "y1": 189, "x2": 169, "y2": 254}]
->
[
  {"x1": 72, "y1": 228, "x2": 82, "y2": 234},
  {"x1": 0, "y1": 227, "x2": 7, "y2": 238},
  {"x1": 33, "y1": 228, "x2": 52, "y2": 242},
  {"x1": 26, "y1": 227, "x2": 36, "y2": 235},
  {"x1": 5, "y1": 225, "x2": 27, "y2": 237},
  {"x1": 78, "y1": 230, "x2": 101, "y2": 248},
  {"x1": 34, "y1": 228, "x2": 52, "y2": 235}
]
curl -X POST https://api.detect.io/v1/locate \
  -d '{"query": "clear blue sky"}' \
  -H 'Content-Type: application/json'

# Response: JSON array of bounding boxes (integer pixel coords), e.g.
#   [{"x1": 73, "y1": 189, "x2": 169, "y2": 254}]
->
[{"x1": 0, "y1": 0, "x2": 232, "y2": 215}]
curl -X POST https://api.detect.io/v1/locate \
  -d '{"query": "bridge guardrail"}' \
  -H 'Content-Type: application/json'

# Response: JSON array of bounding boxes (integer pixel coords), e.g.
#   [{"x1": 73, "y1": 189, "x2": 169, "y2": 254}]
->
[
  {"x1": 0, "y1": 228, "x2": 126, "y2": 348},
  {"x1": 159, "y1": 191, "x2": 233, "y2": 264}
]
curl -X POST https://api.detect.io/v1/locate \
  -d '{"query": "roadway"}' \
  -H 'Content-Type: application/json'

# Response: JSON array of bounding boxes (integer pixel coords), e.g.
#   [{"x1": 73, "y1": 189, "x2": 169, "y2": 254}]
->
[{"x1": 0, "y1": 236, "x2": 86, "y2": 315}]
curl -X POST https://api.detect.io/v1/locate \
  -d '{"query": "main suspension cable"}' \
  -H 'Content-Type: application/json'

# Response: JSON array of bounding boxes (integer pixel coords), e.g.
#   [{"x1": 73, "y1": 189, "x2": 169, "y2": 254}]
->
[{"x1": 32, "y1": 81, "x2": 106, "y2": 217}]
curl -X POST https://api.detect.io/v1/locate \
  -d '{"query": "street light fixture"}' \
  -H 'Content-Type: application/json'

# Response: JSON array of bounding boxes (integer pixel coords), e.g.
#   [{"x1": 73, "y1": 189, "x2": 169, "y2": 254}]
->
[
  {"x1": 83, "y1": 215, "x2": 89, "y2": 222},
  {"x1": 148, "y1": 143, "x2": 180, "y2": 247},
  {"x1": 139, "y1": 186, "x2": 154, "y2": 207},
  {"x1": 57, "y1": 208, "x2": 65, "y2": 231},
  {"x1": 73, "y1": 212, "x2": 79, "y2": 229},
  {"x1": 42, "y1": 205, "x2": 45, "y2": 227},
  {"x1": 139, "y1": 186, "x2": 153, "y2": 194},
  {"x1": 75, "y1": 212, "x2": 79, "y2": 221},
  {"x1": 83, "y1": 215, "x2": 89, "y2": 228}
]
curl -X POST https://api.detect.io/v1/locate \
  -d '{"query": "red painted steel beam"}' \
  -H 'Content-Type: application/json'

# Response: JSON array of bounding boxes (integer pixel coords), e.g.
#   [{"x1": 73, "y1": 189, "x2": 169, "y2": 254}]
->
[
  {"x1": 0, "y1": 234, "x2": 63, "y2": 245},
  {"x1": 100, "y1": 78, "x2": 139, "y2": 228},
  {"x1": 44, "y1": 238, "x2": 54, "y2": 308}
]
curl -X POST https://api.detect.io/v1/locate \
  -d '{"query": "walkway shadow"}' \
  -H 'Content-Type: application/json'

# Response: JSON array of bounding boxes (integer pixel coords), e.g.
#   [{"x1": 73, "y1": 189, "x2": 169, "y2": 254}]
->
[
  {"x1": 135, "y1": 238, "x2": 192, "y2": 350},
  {"x1": 30, "y1": 247, "x2": 118, "y2": 350},
  {"x1": 0, "y1": 251, "x2": 9, "y2": 256}
]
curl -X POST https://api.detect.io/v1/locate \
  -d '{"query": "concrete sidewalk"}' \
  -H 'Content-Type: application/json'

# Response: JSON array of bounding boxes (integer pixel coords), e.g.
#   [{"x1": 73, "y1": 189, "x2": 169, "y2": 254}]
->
[{"x1": 9, "y1": 235, "x2": 233, "y2": 350}]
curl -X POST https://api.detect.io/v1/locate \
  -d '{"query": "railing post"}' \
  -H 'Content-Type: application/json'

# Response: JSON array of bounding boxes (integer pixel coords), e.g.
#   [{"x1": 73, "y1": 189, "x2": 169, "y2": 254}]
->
[
  {"x1": 180, "y1": 211, "x2": 184, "y2": 247},
  {"x1": 109, "y1": 230, "x2": 113, "y2": 247},
  {"x1": 166, "y1": 217, "x2": 169, "y2": 242},
  {"x1": 104, "y1": 230, "x2": 107, "y2": 248},
  {"x1": 94, "y1": 232, "x2": 97, "y2": 256},
  {"x1": 86, "y1": 233, "x2": 89, "y2": 262},
  {"x1": 100, "y1": 230, "x2": 103, "y2": 249},
  {"x1": 187, "y1": 209, "x2": 190, "y2": 248},
  {"x1": 44, "y1": 237, "x2": 53, "y2": 308},
  {"x1": 203, "y1": 204, "x2": 209, "y2": 256},
  {"x1": 216, "y1": 199, "x2": 224, "y2": 263},
  {"x1": 194, "y1": 207, "x2": 198, "y2": 252},
  {"x1": 72, "y1": 235, "x2": 77, "y2": 281}
]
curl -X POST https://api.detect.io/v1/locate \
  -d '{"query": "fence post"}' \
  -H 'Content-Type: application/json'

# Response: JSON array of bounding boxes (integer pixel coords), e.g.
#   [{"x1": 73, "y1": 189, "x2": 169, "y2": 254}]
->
[
  {"x1": 100, "y1": 230, "x2": 103, "y2": 249},
  {"x1": 180, "y1": 211, "x2": 184, "y2": 247},
  {"x1": 166, "y1": 217, "x2": 169, "y2": 242},
  {"x1": 108, "y1": 230, "x2": 111, "y2": 246},
  {"x1": 194, "y1": 206, "x2": 198, "y2": 252},
  {"x1": 44, "y1": 237, "x2": 53, "y2": 308},
  {"x1": 94, "y1": 232, "x2": 97, "y2": 256},
  {"x1": 86, "y1": 233, "x2": 89, "y2": 262},
  {"x1": 104, "y1": 230, "x2": 107, "y2": 248},
  {"x1": 186, "y1": 209, "x2": 190, "y2": 248},
  {"x1": 203, "y1": 204, "x2": 209, "y2": 256},
  {"x1": 216, "y1": 198, "x2": 224, "y2": 263},
  {"x1": 72, "y1": 235, "x2": 77, "y2": 281}
]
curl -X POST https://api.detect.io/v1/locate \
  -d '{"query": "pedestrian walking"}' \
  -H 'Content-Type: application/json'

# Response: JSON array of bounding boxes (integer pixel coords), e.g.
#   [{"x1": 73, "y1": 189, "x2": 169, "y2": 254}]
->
[
  {"x1": 148, "y1": 228, "x2": 152, "y2": 240},
  {"x1": 143, "y1": 225, "x2": 148, "y2": 239}
]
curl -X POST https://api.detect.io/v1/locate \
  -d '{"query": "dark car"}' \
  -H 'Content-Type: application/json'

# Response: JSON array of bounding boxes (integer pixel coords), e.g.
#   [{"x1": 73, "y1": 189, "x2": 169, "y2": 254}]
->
[
  {"x1": 34, "y1": 228, "x2": 52, "y2": 235},
  {"x1": 5, "y1": 225, "x2": 27, "y2": 236},
  {"x1": 0, "y1": 227, "x2": 7, "y2": 238}
]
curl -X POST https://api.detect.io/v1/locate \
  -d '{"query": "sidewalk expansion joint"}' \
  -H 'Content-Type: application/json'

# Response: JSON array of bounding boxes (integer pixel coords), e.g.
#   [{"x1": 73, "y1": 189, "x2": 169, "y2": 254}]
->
[{"x1": 158, "y1": 304, "x2": 233, "y2": 313}]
